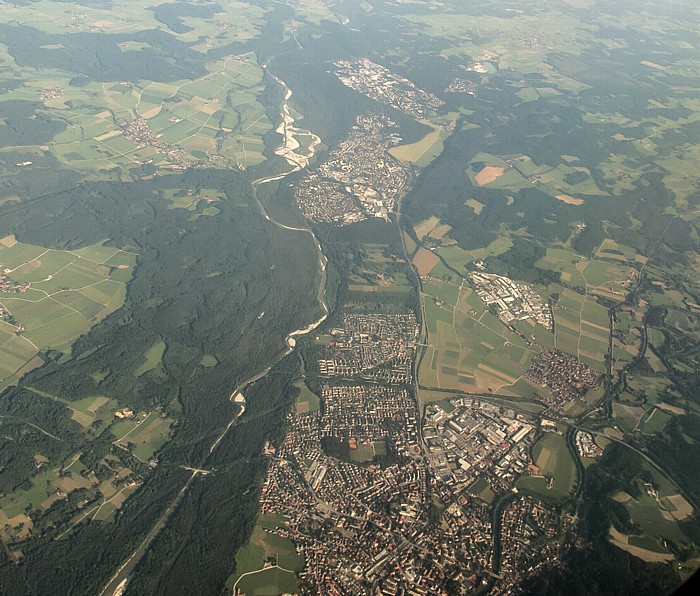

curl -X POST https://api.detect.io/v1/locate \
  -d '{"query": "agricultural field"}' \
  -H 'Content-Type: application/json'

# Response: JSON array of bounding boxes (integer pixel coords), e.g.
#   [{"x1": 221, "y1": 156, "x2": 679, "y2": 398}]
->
[
  {"x1": 535, "y1": 241, "x2": 641, "y2": 302},
  {"x1": 390, "y1": 127, "x2": 444, "y2": 168},
  {"x1": 412, "y1": 248, "x2": 441, "y2": 278},
  {"x1": 0, "y1": 445, "x2": 139, "y2": 540},
  {"x1": 638, "y1": 407, "x2": 673, "y2": 436},
  {"x1": 465, "y1": 151, "x2": 604, "y2": 202},
  {"x1": 0, "y1": 236, "x2": 135, "y2": 390},
  {"x1": 112, "y1": 410, "x2": 175, "y2": 463},
  {"x1": 1, "y1": 53, "x2": 271, "y2": 173},
  {"x1": 418, "y1": 240, "x2": 620, "y2": 396},
  {"x1": 404, "y1": 2, "x2": 595, "y2": 81},
  {"x1": 613, "y1": 402, "x2": 647, "y2": 434},
  {"x1": 552, "y1": 288, "x2": 610, "y2": 372},
  {"x1": 0, "y1": 387, "x2": 171, "y2": 539},
  {"x1": 517, "y1": 431, "x2": 578, "y2": 501},
  {"x1": 419, "y1": 279, "x2": 538, "y2": 395},
  {"x1": 0, "y1": 0, "x2": 267, "y2": 50},
  {"x1": 161, "y1": 188, "x2": 224, "y2": 215},
  {"x1": 24, "y1": 388, "x2": 118, "y2": 436},
  {"x1": 0, "y1": 1, "x2": 276, "y2": 182}
]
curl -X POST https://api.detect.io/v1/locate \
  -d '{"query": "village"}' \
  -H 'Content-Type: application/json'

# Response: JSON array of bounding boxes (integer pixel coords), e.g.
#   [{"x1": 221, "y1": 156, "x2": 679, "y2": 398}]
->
[
  {"x1": 120, "y1": 118, "x2": 191, "y2": 166},
  {"x1": 39, "y1": 87, "x2": 63, "y2": 101},
  {"x1": 525, "y1": 348, "x2": 603, "y2": 412},
  {"x1": 0, "y1": 271, "x2": 30, "y2": 294},
  {"x1": 444, "y1": 78, "x2": 477, "y2": 95}
]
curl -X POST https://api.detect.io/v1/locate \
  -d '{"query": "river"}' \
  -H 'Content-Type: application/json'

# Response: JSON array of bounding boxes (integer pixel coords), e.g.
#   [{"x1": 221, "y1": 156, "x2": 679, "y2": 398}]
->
[{"x1": 100, "y1": 74, "x2": 328, "y2": 596}]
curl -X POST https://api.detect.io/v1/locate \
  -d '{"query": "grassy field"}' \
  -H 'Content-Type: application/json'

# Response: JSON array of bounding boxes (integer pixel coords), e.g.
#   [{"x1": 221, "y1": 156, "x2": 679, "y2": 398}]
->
[
  {"x1": 390, "y1": 118, "x2": 454, "y2": 168},
  {"x1": 200, "y1": 354, "x2": 219, "y2": 368},
  {"x1": 0, "y1": 237, "x2": 135, "y2": 389},
  {"x1": 294, "y1": 378, "x2": 320, "y2": 414},
  {"x1": 405, "y1": 5, "x2": 595, "y2": 86},
  {"x1": 613, "y1": 402, "x2": 646, "y2": 433},
  {"x1": 232, "y1": 513, "x2": 303, "y2": 593},
  {"x1": 517, "y1": 432, "x2": 577, "y2": 500},
  {"x1": 0, "y1": 399, "x2": 168, "y2": 534},
  {"x1": 235, "y1": 567, "x2": 299, "y2": 596},
  {"x1": 436, "y1": 237, "x2": 512, "y2": 270},
  {"x1": 468, "y1": 477, "x2": 496, "y2": 504},
  {"x1": 610, "y1": 460, "x2": 693, "y2": 560},
  {"x1": 134, "y1": 341, "x2": 166, "y2": 377},
  {"x1": 347, "y1": 243, "x2": 413, "y2": 294},
  {"x1": 113, "y1": 411, "x2": 174, "y2": 462},
  {"x1": 639, "y1": 407, "x2": 672, "y2": 435},
  {"x1": 0, "y1": 448, "x2": 137, "y2": 530}
]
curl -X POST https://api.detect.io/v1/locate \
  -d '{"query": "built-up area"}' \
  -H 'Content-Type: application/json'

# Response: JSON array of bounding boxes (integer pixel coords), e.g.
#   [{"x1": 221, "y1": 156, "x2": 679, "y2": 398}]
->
[
  {"x1": 335, "y1": 59, "x2": 444, "y2": 119},
  {"x1": 315, "y1": 312, "x2": 418, "y2": 384},
  {"x1": 469, "y1": 271, "x2": 554, "y2": 331},
  {"x1": 250, "y1": 308, "x2": 575, "y2": 595},
  {"x1": 241, "y1": 57, "x2": 590, "y2": 596},
  {"x1": 295, "y1": 115, "x2": 408, "y2": 224}
]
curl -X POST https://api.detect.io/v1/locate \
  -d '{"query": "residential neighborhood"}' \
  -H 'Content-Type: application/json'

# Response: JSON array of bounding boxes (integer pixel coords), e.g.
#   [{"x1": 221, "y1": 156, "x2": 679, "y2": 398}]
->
[{"x1": 295, "y1": 115, "x2": 408, "y2": 224}]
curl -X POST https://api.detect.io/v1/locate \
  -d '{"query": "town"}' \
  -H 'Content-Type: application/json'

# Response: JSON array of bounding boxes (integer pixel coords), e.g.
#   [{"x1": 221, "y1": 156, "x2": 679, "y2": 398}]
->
[
  {"x1": 498, "y1": 496, "x2": 570, "y2": 590},
  {"x1": 313, "y1": 311, "x2": 419, "y2": 384},
  {"x1": 318, "y1": 385, "x2": 418, "y2": 461},
  {"x1": 335, "y1": 59, "x2": 444, "y2": 120},
  {"x1": 254, "y1": 387, "x2": 570, "y2": 595},
  {"x1": 295, "y1": 115, "x2": 408, "y2": 224},
  {"x1": 246, "y1": 308, "x2": 574, "y2": 595},
  {"x1": 469, "y1": 271, "x2": 554, "y2": 331}
]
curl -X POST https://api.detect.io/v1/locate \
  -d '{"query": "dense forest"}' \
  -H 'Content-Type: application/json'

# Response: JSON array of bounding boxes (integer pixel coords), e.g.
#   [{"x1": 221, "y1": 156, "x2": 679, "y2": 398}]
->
[{"x1": 0, "y1": 168, "x2": 322, "y2": 593}]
